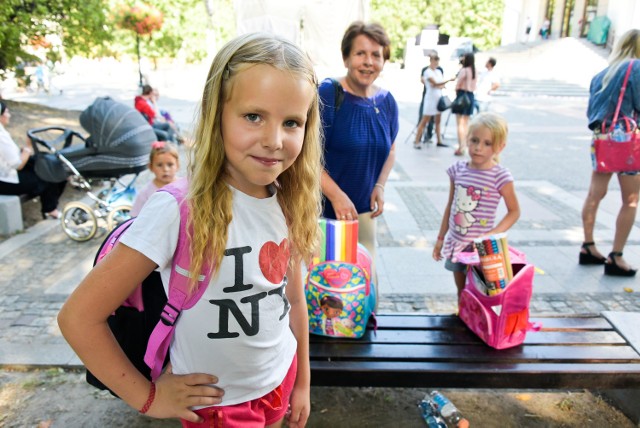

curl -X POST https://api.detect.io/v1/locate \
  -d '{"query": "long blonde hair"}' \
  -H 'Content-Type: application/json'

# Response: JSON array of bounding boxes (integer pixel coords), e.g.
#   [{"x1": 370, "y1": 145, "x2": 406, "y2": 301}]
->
[
  {"x1": 187, "y1": 33, "x2": 322, "y2": 291},
  {"x1": 600, "y1": 29, "x2": 640, "y2": 92}
]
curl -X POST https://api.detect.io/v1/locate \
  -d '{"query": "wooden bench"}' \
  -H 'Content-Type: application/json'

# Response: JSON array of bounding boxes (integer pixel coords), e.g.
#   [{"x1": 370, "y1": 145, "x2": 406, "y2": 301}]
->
[{"x1": 309, "y1": 313, "x2": 640, "y2": 390}]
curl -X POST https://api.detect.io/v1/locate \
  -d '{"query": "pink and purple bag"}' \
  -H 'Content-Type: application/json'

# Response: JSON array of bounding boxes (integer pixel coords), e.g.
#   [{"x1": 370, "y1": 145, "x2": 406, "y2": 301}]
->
[
  {"x1": 456, "y1": 247, "x2": 540, "y2": 349},
  {"x1": 86, "y1": 178, "x2": 213, "y2": 395}
]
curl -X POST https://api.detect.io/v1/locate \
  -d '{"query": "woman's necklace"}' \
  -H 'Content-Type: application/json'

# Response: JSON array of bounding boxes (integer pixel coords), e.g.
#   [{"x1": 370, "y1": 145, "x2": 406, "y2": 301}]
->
[
  {"x1": 371, "y1": 96, "x2": 379, "y2": 114},
  {"x1": 343, "y1": 79, "x2": 379, "y2": 114}
]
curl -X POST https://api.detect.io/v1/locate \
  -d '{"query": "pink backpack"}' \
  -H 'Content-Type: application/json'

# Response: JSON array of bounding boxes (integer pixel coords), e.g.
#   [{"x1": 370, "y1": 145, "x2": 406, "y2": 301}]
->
[
  {"x1": 87, "y1": 178, "x2": 213, "y2": 394},
  {"x1": 457, "y1": 247, "x2": 540, "y2": 349}
]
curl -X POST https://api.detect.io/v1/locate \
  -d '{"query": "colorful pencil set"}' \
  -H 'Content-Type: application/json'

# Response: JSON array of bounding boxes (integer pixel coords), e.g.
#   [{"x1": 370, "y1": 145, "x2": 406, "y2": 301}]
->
[
  {"x1": 315, "y1": 218, "x2": 359, "y2": 264},
  {"x1": 473, "y1": 233, "x2": 514, "y2": 295}
]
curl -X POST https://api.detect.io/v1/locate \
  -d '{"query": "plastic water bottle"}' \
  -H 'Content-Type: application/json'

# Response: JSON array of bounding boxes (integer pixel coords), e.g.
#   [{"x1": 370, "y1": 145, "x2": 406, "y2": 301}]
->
[
  {"x1": 419, "y1": 395, "x2": 447, "y2": 428},
  {"x1": 429, "y1": 391, "x2": 469, "y2": 428},
  {"x1": 612, "y1": 124, "x2": 629, "y2": 142}
]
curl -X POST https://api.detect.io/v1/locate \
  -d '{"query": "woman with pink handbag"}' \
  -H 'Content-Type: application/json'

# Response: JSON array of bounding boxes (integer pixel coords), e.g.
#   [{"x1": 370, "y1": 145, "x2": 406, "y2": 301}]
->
[{"x1": 581, "y1": 29, "x2": 640, "y2": 276}]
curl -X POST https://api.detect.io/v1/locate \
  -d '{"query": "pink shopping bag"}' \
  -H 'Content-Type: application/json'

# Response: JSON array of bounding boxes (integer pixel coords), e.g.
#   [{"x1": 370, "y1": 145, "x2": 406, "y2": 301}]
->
[{"x1": 457, "y1": 247, "x2": 540, "y2": 349}]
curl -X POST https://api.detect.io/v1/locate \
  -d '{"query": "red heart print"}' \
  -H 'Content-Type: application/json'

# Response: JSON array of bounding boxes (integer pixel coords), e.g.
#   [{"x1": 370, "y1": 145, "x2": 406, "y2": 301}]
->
[
  {"x1": 320, "y1": 267, "x2": 353, "y2": 287},
  {"x1": 259, "y1": 239, "x2": 290, "y2": 284}
]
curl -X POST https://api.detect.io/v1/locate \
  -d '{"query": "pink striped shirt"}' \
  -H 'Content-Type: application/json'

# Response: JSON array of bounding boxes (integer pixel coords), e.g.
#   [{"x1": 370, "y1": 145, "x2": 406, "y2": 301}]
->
[{"x1": 442, "y1": 161, "x2": 513, "y2": 261}]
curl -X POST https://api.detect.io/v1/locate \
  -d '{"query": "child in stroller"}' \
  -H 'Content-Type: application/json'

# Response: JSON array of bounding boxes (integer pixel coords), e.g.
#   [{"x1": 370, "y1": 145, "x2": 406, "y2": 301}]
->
[{"x1": 28, "y1": 96, "x2": 156, "y2": 241}]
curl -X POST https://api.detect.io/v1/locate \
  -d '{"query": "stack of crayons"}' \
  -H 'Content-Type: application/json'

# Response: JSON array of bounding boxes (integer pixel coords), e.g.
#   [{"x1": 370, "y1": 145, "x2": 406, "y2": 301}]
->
[
  {"x1": 314, "y1": 218, "x2": 359, "y2": 264},
  {"x1": 473, "y1": 233, "x2": 514, "y2": 296}
]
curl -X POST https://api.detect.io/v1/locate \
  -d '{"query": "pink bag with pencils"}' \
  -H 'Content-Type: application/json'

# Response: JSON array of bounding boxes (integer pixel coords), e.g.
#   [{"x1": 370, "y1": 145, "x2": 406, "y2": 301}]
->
[{"x1": 456, "y1": 235, "x2": 539, "y2": 349}]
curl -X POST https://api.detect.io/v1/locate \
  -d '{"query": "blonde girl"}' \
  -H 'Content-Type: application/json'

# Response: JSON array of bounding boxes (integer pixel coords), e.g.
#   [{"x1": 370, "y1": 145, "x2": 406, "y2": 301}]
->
[
  {"x1": 433, "y1": 112, "x2": 520, "y2": 297},
  {"x1": 58, "y1": 33, "x2": 322, "y2": 428},
  {"x1": 130, "y1": 141, "x2": 180, "y2": 216}
]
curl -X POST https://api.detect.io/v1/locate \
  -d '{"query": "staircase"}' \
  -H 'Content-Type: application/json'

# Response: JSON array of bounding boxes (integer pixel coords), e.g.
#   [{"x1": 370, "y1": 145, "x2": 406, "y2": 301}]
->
[{"x1": 481, "y1": 37, "x2": 610, "y2": 98}]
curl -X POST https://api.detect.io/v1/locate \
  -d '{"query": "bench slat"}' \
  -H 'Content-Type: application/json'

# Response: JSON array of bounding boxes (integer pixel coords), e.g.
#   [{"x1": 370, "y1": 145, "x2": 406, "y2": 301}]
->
[
  {"x1": 310, "y1": 361, "x2": 640, "y2": 389},
  {"x1": 310, "y1": 343, "x2": 640, "y2": 362},
  {"x1": 373, "y1": 314, "x2": 613, "y2": 330},
  {"x1": 310, "y1": 330, "x2": 626, "y2": 346}
]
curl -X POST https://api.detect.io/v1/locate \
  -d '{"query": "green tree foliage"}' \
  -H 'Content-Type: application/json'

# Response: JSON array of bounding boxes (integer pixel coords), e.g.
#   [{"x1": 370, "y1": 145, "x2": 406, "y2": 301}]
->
[
  {"x1": 370, "y1": 0, "x2": 504, "y2": 63},
  {"x1": 109, "y1": 0, "x2": 237, "y2": 66},
  {"x1": 0, "y1": 0, "x2": 237, "y2": 75},
  {"x1": 0, "y1": 0, "x2": 111, "y2": 72}
]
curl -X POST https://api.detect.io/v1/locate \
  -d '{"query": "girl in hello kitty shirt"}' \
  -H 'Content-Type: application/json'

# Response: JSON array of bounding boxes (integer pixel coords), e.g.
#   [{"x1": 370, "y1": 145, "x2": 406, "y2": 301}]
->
[{"x1": 433, "y1": 112, "x2": 520, "y2": 298}]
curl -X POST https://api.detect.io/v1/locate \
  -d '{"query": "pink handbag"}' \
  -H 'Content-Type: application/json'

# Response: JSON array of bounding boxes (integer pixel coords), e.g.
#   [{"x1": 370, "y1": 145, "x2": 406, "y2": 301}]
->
[
  {"x1": 593, "y1": 60, "x2": 640, "y2": 173},
  {"x1": 457, "y1": 247, "x2": 540, "y2": 349}
]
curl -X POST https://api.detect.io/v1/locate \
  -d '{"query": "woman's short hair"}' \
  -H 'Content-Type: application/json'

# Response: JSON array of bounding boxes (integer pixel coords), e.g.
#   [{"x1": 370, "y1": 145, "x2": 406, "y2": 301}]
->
[{"x1": 341, "y1": 21, "x2": 391, "y2": 61}]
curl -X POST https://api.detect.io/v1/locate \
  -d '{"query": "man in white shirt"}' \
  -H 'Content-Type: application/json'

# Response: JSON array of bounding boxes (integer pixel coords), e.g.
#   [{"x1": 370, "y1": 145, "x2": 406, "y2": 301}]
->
[{"x1": 475, "y1": 57, "x2": 500, "y2": 112}]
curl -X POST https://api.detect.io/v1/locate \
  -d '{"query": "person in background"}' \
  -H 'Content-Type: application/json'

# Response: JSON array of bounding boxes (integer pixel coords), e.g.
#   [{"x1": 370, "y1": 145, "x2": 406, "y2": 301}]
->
[
  {"x1": 150, "y1": 88, "x2": 185, "y2": 144},
  {"x1": 418, "y1": 53, "x2": 445, "y2": 144},
  {"x1": 0, "y1": 101, "x2": 65, "y2": 219},
  {"x1": 134, "y1": 85, "x2": 178, "y2": 144},
  {"x1": 129, "y1": 141, "x2": 180, "y2": 217},
  {"x1": 540, "y1": 18, "x2": 551, "y2": 39},
  {"x1": 454, "y1": 52, "x2": 477, "y2": 156},
  {"x1": 318, "y1": 21, "x2": 399, "y2": 296},
  {"x1": 414, "y1": 54, "x2": 453, "y2": 148},
  {"x1": 580, "y1": 29, "x2": 640, "y2": 276},
  {"x1": 475, "y1": 57, "x2": 500, "y2": 112}
]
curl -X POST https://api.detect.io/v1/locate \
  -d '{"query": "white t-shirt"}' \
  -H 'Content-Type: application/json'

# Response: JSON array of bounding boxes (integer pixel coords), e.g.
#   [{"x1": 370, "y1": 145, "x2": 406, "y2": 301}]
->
[
  {"x1": 476, "y1": 69, "x2": 500, "y2": 102},
  {"x1": 0, "y1": 123, "x2": 20, "y2": 184},
  {"x1": 120, "y1": 187, "x2": 297, "y2": 406}
]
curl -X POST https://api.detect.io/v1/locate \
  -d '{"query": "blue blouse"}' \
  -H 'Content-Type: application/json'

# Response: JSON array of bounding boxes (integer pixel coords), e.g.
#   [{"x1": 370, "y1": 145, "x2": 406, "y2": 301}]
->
[
  {"x1": 319, "y1": 78, "x2": 399, "y2": 218},
  {"x1": 587, "y1": 59, "x2": 640, "y2": 131}
]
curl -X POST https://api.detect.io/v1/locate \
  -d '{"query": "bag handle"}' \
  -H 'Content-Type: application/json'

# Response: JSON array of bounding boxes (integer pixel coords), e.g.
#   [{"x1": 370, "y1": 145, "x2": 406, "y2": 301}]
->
[{"x1": 604, "y1": 60, "x2": 636, "y2": 133}]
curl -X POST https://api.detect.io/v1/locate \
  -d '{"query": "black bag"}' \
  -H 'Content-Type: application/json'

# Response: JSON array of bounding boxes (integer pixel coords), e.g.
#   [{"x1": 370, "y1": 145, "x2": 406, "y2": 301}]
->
[
  {"x1": 85, "y1": 220, "x2": 169, "y2": 397},
  {"x1": 34, "y1": 153, "x2": 72, "y2": 183},
  {"x1": 437, "y1": 95, "x2": 452, "y2": 112},
  {"x1": 451, "y1": 92, "x2": 471, "y2": 114}
]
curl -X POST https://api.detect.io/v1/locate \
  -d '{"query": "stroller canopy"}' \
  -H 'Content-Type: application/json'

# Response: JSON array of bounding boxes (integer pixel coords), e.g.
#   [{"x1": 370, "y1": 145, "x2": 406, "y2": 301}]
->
[
  {"x1": 80, "y1": 96, "x2": 156, "y2": 157},
  {"x1": 51, "y1": 96, "x2": 157, "y2": 178},
  {"x1": 35, "y1": 97, "x2": 157, "y2": 182}
]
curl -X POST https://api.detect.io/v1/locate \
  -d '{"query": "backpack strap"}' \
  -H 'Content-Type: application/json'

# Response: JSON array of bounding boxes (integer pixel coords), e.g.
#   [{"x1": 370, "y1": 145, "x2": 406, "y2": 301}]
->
[
  {"x1": 144, "y1": 178, "x2": 214, "y2": 380},
  {"x1": 330, "y1": 78, "x2": 344, "y2": 112}
]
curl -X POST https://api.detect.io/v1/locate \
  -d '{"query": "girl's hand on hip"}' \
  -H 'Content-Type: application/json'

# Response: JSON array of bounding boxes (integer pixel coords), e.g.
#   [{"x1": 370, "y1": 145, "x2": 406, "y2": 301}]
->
[{"x1": 148, "y1": 366, "x2": 224, "y2": 422}]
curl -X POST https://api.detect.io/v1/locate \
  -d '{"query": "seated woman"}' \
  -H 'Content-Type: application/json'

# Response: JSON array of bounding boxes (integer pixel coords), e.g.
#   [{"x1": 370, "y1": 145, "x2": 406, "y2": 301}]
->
[
  {"x1": 0, "y1": 101, "x2": 66, "y2": 219},
  {"x1": 134, "y1": 85, "x2": 178, "y2": 144}
]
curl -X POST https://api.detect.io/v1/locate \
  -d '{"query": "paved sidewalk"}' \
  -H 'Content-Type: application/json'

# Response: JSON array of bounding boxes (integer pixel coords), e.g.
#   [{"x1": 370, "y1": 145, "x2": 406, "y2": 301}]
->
[{"x1": 1, "y1": 38, "x2": 639, "y2": 369}]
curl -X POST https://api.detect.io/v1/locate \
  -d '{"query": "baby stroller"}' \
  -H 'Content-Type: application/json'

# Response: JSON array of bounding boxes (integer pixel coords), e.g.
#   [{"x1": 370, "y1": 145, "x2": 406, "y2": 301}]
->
[{"x1": 28, "y1": 97, "x2": 156, "y2": 241}]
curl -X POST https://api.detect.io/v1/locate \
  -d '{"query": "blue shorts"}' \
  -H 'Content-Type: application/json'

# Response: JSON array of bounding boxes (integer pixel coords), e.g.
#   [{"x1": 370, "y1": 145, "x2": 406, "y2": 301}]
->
[{"x1": 445, "y1": 258, "x2": 468, "y2": 273}]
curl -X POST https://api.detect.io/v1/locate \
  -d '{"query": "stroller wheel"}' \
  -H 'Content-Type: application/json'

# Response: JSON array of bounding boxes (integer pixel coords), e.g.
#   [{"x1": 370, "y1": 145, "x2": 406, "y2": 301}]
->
[
  {"x1": 107, "y1": 205, "x2": 132, "y2": 231},
  {"x1": 61, "y1": 201, "x2": 98, "y2": 242}
]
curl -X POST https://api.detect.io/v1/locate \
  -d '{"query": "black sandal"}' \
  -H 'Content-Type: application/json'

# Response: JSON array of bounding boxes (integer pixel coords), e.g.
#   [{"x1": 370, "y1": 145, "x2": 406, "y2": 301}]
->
[
  {"x1": 579, "y1": 242, "x2": 605, "y2": 265},
  {"x1": 604, "y1": 252, "x2": 637, "y2": 277}
]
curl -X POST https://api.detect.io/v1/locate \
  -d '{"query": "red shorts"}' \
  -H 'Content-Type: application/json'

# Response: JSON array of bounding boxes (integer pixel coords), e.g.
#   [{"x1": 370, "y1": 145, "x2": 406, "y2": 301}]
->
[{"x1": 181, "y1": 354, "x2": 297, "y2": 428}]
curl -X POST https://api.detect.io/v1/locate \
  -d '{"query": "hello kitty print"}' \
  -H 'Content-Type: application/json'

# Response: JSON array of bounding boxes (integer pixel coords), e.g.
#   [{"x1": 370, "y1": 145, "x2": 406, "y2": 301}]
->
[{"x1": 442, "y1": 161, "x2": 513, "y2": 260}]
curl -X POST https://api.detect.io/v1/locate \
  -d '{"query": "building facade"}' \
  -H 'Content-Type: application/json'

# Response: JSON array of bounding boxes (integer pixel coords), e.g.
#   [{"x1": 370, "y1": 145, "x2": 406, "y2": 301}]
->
[{"x1": 502, "y1": 0, "x2": 640, "y2": 48}]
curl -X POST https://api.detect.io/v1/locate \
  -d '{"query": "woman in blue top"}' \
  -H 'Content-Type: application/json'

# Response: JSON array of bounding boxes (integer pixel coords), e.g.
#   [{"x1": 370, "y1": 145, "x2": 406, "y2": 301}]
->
[
  {"x1": 581, "y1": 29, "x2": 640, "y2": 276},
  {"x1": 319, "y1": 21, "x2": 399, "y2": 291}
]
